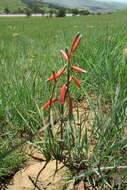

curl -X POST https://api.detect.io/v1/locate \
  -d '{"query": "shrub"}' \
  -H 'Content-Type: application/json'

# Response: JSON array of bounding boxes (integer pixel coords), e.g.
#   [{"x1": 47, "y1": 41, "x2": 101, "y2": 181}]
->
[
  {"x1": 25, "y1": 8, "x2": 32, "y2": 17},
  {"x1": 56, "y1": 9, "x2": 66, "y2": 17},
  {"x1": 4, "y1": 8, "x2": 10, "y2": 14},
  {"x1": 79, "y1": 9, "x2": 90, "y2": 16},
  {"x1": 71, "y1": 8, "x2": 79, "y2": 16}
]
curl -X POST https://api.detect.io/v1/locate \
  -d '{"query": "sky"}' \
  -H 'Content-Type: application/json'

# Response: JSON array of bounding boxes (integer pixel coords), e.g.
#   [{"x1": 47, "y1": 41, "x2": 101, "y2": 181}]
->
[{"x1": 97, "y1": 0, "x2": 127, "y2": 3}]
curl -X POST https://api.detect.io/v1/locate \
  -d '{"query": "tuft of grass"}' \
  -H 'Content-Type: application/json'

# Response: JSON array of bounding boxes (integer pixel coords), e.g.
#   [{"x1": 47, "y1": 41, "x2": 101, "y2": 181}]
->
[{"x1": 32, "y1": 33, "x2": 127, "y2": 188}]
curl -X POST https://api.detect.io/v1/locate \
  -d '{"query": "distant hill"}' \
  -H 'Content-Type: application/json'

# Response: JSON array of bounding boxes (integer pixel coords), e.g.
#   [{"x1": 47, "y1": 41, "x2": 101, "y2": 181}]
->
[
  {"x1": 0, "y1": 0, "x2": 26, "y2": 12},
  {"x1": 0, "y1": 0, "x2": 127, "y2": 13},
  {"x1": 43, "y1": 0, "x2": 127, "y2": 12}
]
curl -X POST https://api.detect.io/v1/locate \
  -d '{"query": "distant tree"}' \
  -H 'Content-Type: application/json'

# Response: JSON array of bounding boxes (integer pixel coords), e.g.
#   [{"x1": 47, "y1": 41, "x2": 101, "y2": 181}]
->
[
  {"x1": 4, "y1": 8, "x2": 10, "y2": 14},
  {"x1": 71, "y1": 8, "x2": 79, "y2": 16},
  {"x1": 25, "y1": 8, "x2": 32, "y2": 17},
  {"x1": 79, "y1": 10, "x2": 90, "y2": 16},
  {"x1": 40, "y1": 8, "x2": 45, "y2": 15},
  {"x1": 56, "y1": 9, "x2": 66, "y2": 17},
  {"x1": 96, "y1": 12, "x2": 101, "y2": 15}
]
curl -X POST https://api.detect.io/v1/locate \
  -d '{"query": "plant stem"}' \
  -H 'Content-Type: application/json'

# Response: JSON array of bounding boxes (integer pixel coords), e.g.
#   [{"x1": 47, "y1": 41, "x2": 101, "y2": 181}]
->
[{"x1": 48, "y1": 72, "x2": 57, "y2": 138}]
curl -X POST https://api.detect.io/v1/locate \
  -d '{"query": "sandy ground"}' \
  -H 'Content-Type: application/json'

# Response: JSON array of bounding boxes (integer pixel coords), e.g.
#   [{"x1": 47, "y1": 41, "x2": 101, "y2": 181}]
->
[{"x1": 7, "y1": 154, "x2": 67, "y2": 190}]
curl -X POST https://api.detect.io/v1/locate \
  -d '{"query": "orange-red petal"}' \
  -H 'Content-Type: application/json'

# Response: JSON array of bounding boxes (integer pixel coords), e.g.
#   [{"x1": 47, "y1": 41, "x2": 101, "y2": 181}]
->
[
  {"x1": 60, "y1": 84, "x2": 67, "y2": 105},
  {"x1": 72, "y1": 66, "x2": 87, "y2": 73},
  {"x1": 60, "y1": 50, "x2": 69, "y2": 62},
  {"x1": 71, "y1": 33, "x2": 82, "y2": 53},
  {"x1": 72, "y1": 77, "x2": 80, "y2": 87},
  {"x1": 43, "y1": 98, "x2": 57, "y2": 109},
  {"x1": 47, "y1": 65, "x2": 66, "y2": 82}
]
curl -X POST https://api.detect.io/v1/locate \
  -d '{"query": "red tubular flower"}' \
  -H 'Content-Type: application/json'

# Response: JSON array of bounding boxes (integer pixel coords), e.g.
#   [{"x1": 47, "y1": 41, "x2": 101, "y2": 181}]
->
[
  {"x1": 60, "y1": 84, "x2": 67, "y2": 105},
  {"x1": 71, "y1": 32, "x2": 82, "y2": 53},
  {"x1": 47, "y1": 65, "x2": 66, "y2": 82},
  {"x1": 72, "y1": 66, "x2": 87, "y2": 73},
  {"x1": 72, "y1": 77, "x2": 80, "y2": 87},
  {"x1": 43, "y1": 98, "x2": 57, "y2": 109},
  {"x1": 60, "y1": 50, "x2": 69, "y2": 62}
]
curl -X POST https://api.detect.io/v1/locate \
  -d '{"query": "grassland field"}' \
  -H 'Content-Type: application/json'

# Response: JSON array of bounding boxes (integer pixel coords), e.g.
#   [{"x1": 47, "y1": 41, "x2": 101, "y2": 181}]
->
[{"x1": 0, "y1": 10, "x2": 127, "y2": 187}]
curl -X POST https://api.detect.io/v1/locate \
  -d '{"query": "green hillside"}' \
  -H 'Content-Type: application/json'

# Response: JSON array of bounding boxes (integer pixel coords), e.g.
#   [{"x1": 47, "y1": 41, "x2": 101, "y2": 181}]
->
[
  {"x1": 0, "y1": 0, "x2": 26, "y2": 12},
  {"x1": 1, "y1": 0, "x2": 127, "y2": 13},
  {"x1": 43, "y1": 0, "x2": 127, "y2": 11}
]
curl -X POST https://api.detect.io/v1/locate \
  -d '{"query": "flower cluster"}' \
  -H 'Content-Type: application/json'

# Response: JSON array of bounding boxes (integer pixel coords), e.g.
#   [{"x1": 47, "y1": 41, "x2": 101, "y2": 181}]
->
[{"x1": 43, "y1": 33, "x2": 87, "y2": 111}]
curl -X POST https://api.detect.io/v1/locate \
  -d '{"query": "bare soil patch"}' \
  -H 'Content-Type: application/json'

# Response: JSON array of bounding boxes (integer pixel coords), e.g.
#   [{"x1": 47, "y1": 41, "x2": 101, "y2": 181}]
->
[{"x1": 7, "y1": 154, "x2": 67, "y2": 190}]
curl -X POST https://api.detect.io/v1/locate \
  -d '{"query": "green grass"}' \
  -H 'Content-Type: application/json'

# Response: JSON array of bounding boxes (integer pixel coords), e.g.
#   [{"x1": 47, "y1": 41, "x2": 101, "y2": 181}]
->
[
  {"x1": 0, "y1": 0, "x2": 25, "y2": 12},
  {"x1": 0, "y1": 10, "x2": 127, "y2": 188}
]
